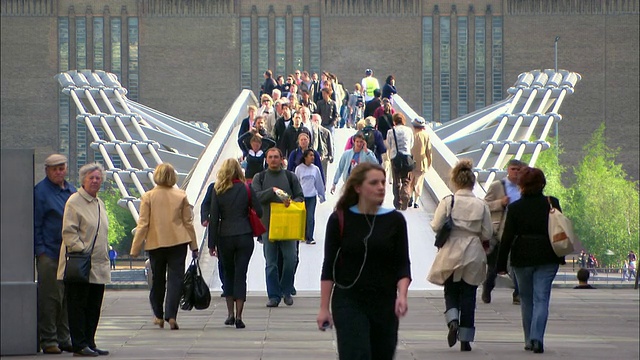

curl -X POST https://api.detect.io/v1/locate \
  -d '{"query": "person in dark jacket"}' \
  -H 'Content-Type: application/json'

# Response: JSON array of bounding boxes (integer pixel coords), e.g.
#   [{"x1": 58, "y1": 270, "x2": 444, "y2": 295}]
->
[
  {"x1": 237, "y1": 116, "x2": 275, "y2": 157},
  {"x1": 363, "y1": 88, "x2": 382, "y2": 119},
  {"x1": 261, "y1": 70, "x2": 277, "y2": 97},
  {"x1": 280, "y1": 112, "x2": 312, "y2": 159},
  {"x1": 315, "y1": 87, "x2": 339, "y2": 134},
  {"x1": 287, "y1": 132, "x2": 324, "y2": 183},
  {"x1": 273, "y1": 102, "x2": 293, "y2": 149},
  {"x1": 496, "y1": 167, "x2": 565, "y2": 354},
  {"x1": 208, "y1": 158, "x2": 262, "y2": 329},
  {"x1": 237, "y1": 105, "x2": 257, "y2": 140},
  {"x1": 381, "y1": 75, "x2": 398, "y2": 101}
]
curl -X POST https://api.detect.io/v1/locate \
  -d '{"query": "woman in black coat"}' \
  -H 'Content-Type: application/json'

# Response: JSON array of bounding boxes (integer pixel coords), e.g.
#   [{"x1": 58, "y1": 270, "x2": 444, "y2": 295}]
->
[{"x1": 496, "y1": 167, "x2": 565, "y2": 354}]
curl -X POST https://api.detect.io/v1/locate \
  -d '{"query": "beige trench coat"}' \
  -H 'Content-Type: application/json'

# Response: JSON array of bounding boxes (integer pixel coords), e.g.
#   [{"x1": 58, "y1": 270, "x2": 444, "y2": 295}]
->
[
  {"x1": 427, "y1": 189, "x2": 492, "y2": 286},
  {"x1": 57, "y1": 187, "x2": 111, "y2": 284}
]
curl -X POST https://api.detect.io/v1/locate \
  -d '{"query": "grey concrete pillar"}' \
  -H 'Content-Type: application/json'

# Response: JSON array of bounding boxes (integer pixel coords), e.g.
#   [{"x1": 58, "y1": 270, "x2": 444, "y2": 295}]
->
[{"x1": 1, "y1": 149, "x2": 37, "y2": 355}]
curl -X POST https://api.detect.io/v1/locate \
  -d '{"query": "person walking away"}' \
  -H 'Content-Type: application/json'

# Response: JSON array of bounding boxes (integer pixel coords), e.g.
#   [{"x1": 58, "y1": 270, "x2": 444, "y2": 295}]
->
[
  {"x1": 387, "y1": 113, "x2": 414, "y2": 210},
  {"x1": 252, "y1": 148, "x2": 305, "y2": 307},
  {"x1": 208, "y1": 159, "x2": 261, "y2": 329},
  {"x1": 496, "y1": 167, "x2": 565, "y2": 354},
  {"x1": 34, "y1": 154, "x2": 76, "y2": 354},
  {"x1": 482, "y1": 159, "x2": 526, "y2": 305},
  {"x1": 317, "y1": 163, "x2": 411, "y2": 360},
  {"x1": 294, "y1": 149, "x2": 326, "y2": 245},
  {"x1": 409, "y1": 117, "x2": 432, "y2": 208},
  {"x1": 108, "y1": 246, "x2": 117, "y2": 270},
  {"x1": 130, "y1": 163, "x2": 199, "y2": 331},
  {"x1": 361, "y1": 68, "x2": 380, "y2": 102},
  {"x1": 427, "y1": 159, "x2": 492, "y2": 352},
  {"x1": 57, "y1": 163, "x2": 110, "y2": 356}
]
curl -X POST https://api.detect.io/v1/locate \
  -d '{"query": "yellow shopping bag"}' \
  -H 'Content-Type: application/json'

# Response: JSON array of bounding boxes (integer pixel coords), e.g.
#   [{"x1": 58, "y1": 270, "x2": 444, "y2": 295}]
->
[{"x1": 269, "y1": 202, "x2": 306, "y2": 241}]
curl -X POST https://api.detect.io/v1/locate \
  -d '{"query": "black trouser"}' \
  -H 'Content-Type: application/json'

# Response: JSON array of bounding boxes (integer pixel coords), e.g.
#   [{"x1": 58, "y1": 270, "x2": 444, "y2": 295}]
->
[
  {"x1": 331, "y1": 288, "x2": 398, "y2": 360},
  {"x1": 65, "y1": 282, "x2": 105, "y2": 351},
  {"x1": 444, "y1": 277, "x2": 477, "y2": 329},
  {"x1": 218, "y1": 233, "x2": 254, "y2": 301},
  {"x1": 148, "y1": 244, "x2": 187, "y2": 320},
  {"x1": 483, "y1": 249, "x2": 499, "y2": 294}
]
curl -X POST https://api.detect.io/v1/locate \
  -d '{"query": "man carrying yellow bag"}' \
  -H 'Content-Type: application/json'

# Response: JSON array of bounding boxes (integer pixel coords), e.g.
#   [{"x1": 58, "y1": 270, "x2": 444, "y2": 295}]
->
[{"x1": 252, "y1": 148, "x2": 305, "y2": 308}]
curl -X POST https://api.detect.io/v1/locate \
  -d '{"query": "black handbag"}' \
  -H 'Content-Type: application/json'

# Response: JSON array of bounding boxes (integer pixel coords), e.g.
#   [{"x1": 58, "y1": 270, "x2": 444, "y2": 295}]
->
[
  {"x1": 434, "y1": 195, "x2": 454, "y2": 248},
  {"x1": 391, "y1": 128, "x2": 415, "y2": 173},
  {"x1": 181, "y1": 258, "x2": 211, "y2": 311},
  {"x1": 64, "y1": 203, "x2": 100, "y2": 283}
]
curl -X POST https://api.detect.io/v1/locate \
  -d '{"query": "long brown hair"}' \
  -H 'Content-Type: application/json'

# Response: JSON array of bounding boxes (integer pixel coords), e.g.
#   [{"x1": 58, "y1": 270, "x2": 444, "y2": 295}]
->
[{"x1": 335, "y1": 163, "x2": 385, "y2": 211}]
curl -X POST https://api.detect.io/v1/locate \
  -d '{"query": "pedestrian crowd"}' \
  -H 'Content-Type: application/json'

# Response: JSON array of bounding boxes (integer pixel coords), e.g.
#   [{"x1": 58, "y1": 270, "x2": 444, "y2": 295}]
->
[{"x1": 33, "y1": 68, "x2": 610, "y2": 359}]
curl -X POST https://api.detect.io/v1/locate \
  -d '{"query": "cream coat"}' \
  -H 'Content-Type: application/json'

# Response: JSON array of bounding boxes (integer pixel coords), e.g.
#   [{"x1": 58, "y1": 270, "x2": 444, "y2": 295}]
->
[
  {"x1": 57, "y1": 187, "x2": 111, "y2": 284},
  {"x1": 411, "y1": 129, "x2": 432, "y2": 173},
  {"x1": 484, "y1": 179, "x2": 508, "y2": 239},
  {"x1": 427, "y1": 189, "x2": 492, "y2": 286},
  {"x1": 130, "y1": 185, "x2": 198, "y2": 255}
]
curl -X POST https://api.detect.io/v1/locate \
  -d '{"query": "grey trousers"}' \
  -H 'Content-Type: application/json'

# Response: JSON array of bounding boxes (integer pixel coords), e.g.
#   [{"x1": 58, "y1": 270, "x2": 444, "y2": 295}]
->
[{"x1": 36, "y1": 254, "x2": 71, "y2": 348}]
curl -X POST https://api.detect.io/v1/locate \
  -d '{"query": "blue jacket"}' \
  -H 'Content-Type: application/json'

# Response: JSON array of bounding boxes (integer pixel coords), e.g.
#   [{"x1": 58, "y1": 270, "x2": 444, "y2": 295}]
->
[
  {"x1": 333, "y1": 149, "x2": 379, "y2": 185},
  {"x1": 34, "y1": 177, "x2": 77, "y2": 259}
]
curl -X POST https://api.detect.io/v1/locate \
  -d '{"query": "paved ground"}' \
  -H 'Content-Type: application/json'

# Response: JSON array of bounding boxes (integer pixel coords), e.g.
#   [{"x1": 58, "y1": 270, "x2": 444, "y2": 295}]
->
[{"x1": 6, "y1": 288, "x2": 638, "y2": 359}]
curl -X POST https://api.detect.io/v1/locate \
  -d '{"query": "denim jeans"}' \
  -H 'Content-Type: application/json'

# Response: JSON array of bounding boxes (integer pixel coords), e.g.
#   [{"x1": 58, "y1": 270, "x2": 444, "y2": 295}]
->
[
  {"x1": 304, "y1": 196, "x2": 317, "y2": 242},
  {"x1": 443, "y1": 277, "x2": 478, "y2": 330},
  {"x1": 263, "y1": 238, "x2": 297, "y2": 301},
  {"x1": 513, "y1": 263, "x2": 559, "y2": 347}
]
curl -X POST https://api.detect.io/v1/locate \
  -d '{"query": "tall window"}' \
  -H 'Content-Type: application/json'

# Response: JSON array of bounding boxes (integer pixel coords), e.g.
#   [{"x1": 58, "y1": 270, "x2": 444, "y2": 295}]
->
[
  {"x1": 422, "y1": 17, "x2": 433, "y2": 119},
  {"x1": 440, "y1": 16, "x2": 451, "y2": 122},
  {"x1": 111, "y1": 17, "x2": 122, "y2": 82},
  {"x1": 76, "y1": 17, "x2": 87, "y2": 169},
  {"x1": 93, "y1": 18, "x2": 104, "y2": 70},
  {"x1": 258, "y1": 17, "x2": 269, "y2": 79},
  {"x1": 240, "y1": 17, "x2": 252, "y2": 89},
  {"x1": 457, "y1": 16, "x2": 468, "y2": 116},
  {"x1": 275, "y1": 17, "x2": 286, "y2": 76},
  {"x1": 128, "y1": 17, "x2": 139, "y2": 101},
  {"x1": 58, "y1": 17, "x2": 70, "y2": 159},
  {"x1": 309, "y1": 17, "x2": 321, "y2": 75},
  {"x1": 292, "y1": 17, "x2": 303, "y2": 70},
  {"x1": 492, "y1": 16, "x2": 503, "y2": 102},
  {"x1": 474, "y1": 17, "x2": 485, "y2": 109}
]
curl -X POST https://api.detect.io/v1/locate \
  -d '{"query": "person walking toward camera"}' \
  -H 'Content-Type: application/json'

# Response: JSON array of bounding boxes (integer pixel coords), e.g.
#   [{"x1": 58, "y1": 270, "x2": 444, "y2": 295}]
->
[
  {"x1": 208, "y1": 158, "x2": 261, "y2": 329},
  {"x1": 130, "y1": 163, "x2": 198, "y2": 331},
  {"x1": 317, "y1": 163, "x2": 411, "y2": 360},
  {"x1": 35, "y1": 154, "x2": 76, "y2": 354},
  {"x1": 57, "y1": 162, "x2": 110, "y2": 356},
  {"x1": 496, "y1": 167, "x2": 565, "y2": 354},
  {"x1": 427, "y1": 159, "x2": 492, "y2": 352}
]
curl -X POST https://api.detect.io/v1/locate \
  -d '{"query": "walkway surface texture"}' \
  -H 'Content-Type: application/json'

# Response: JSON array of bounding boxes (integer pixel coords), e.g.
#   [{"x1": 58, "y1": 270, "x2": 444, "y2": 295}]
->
[{"x1": 6, "y1": 288, "x2": 638, "y2": 359}]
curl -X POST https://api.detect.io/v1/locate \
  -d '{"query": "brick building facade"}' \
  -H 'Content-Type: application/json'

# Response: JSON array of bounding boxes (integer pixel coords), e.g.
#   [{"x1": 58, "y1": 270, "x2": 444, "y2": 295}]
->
[{"x1": 1, "y1": 0, "x2": 638, "y2": 181}]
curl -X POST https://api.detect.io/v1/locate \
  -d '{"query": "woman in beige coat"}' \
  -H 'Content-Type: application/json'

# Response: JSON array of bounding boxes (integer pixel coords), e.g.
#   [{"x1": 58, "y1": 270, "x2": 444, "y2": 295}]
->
[
  {"x1": 428, "y1": 159, "x2": 492, "y2": 352},
  {"x1": 130, "y1": 163, "x2": 198, "y2": 330},
  {"x1": 409, "y1": 117, "x2": 432, "y2": 208},
  {"x1": 57, "y1": 163, "x2": 110, "y2": 356}
]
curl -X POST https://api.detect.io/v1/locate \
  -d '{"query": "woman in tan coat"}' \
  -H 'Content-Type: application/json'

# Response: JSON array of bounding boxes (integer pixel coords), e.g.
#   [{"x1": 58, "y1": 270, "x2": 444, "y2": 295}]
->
[
  {"x1": 57, "y1": 163, "x2": 110, "y2": 356},
  {"x1": 130, "y1": 163, "x2": 198, "y2": 330},
  {"x1": 427, "y1": 159, "x2": 492, "y2": 352},
  {"x1": 409, "y1": 117, "x2": 432, "y2": 208}
]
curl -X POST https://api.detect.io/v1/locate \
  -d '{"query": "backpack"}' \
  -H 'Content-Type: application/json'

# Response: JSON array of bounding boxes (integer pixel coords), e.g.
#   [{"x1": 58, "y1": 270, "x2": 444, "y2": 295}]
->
[{"x1": 361, "y1": 126, "x2": 377, "y2": 152}]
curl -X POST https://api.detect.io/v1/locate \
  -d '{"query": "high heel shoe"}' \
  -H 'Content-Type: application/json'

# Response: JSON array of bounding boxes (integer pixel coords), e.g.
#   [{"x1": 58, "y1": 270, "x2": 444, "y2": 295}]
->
[
  {"x1": 153, "y1": 317, "x2": 164, "y2": 329},
  {"x1": 460, "y1": 341, "x2": 472, "y2": 352},
  {"x1": 447, "y1": 320, "x2": 459, "y2": 348},
  {"x1": 235, "y1": 319, "x2": 246, "y2": 329},
  {"x1": 168, "y1": 318, "x2": 179, "y2": 330},
  {"x1": 224, "y1": 316, "x2": 235, "y2": 326},
  {"x1": 531, "y1": 339, "x2": 544, "y2": 353}
]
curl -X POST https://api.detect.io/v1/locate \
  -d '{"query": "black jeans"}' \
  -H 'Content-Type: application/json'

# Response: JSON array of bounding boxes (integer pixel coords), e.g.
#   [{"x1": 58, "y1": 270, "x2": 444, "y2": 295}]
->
[
  {"x1": 331, "y1": 288, "x2": 398, "y2": 360},
  {"x1": 148, "y1": 244, "x2": 187, "y2": 320},
  {"x1": 65, "y1": 282, "x2": 105, "y2": 351},
  {"x1": 444, "y1": 277, "x2": 477, "y2": 329},
  {"x1": 483, "y1": 249, "x2": 499, "y2": 294},
  {"x1": 218, "y1": 233, "x2": 254, "y2": 301}
]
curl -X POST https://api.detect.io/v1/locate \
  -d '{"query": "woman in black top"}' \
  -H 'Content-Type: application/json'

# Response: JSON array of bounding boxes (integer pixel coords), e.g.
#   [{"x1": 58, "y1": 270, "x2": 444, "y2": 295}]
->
[
  {"x1": 496, "y1": 167, "x2": 564, "y2": 354},
  {"x1": 317, "y1": 162, "x2": 411, "y2": 360},
  {"x1": 208, "y1": 158, "x2": 262, "y2": 329}
]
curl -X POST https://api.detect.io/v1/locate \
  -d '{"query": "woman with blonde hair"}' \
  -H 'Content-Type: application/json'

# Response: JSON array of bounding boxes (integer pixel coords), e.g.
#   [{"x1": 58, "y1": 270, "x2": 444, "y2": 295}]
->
[
  {"x1": 428, "y1": 159, "x2": 492, "y2": 351},
  {"x1": 208, "y1": 158, "x2": 262, "y2": 329},
  {"x1": 130, "y1": 162, "x2": 198, "y2": 330}
]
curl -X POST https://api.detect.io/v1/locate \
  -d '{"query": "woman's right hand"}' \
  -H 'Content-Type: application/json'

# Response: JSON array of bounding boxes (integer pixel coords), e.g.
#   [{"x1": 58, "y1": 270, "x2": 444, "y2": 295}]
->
[{"x1": 316, "y1": 309, "x2": 333, "y2": 331}]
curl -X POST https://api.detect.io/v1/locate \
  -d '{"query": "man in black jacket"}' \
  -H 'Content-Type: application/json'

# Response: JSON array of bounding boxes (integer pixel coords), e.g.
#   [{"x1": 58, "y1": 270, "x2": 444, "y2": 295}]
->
[
  {"x1": 363, "y1": 88, "x2": 382, "y2": 119},
  {"x1": 261, "y1": 70, "x2": 277, "y2": 97},
  {"x1": 315, "y1": 87, "x2": 339, "y2": 135}
]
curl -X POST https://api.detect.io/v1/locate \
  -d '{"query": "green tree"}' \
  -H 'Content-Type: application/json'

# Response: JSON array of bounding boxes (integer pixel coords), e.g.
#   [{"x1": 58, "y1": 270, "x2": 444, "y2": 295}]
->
[
  {"x1": 523, "y1": 136, "x2": 569, "y2": 204},
  {"x1": 569, "y1": 123, "x2": 639, "y2": 266},
  {"x1": 99, "y1": 182, "x2": 137, "y2": 254}
]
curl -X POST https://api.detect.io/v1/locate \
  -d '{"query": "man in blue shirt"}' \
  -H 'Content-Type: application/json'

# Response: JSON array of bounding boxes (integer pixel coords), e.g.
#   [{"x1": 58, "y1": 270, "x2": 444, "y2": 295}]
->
[
  {"x1": 482, "y1": 159, "x2": 526, "y2": 305},
  {"x1": 34, "y1": 154, "x2": 76, "y2": 354}
]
